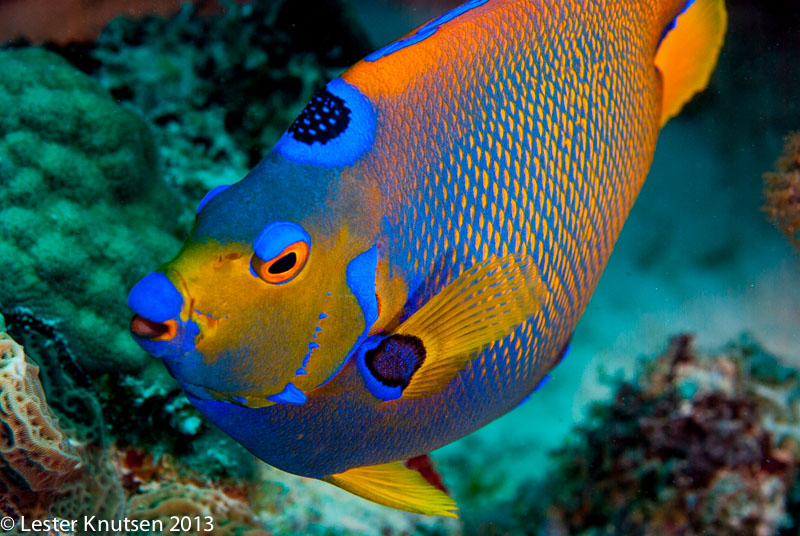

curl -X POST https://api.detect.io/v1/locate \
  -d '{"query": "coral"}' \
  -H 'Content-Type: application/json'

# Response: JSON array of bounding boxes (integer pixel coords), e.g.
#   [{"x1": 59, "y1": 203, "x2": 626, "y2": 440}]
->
[
  {"x1": 0, "y1": 47, "x2": 187, "y2": 375},
  {"x1": 3, "y1": 309, "x2": 105, "y2": 445},
  {"x1": 127, "y1": 483, "x2": 271, "y2": 536},
  {"x1": 0, "y1": 325, "x2": 82, "y2": 520},
  {"x1": 87, "y1": 0, "x2": 373, "y2": 201},
  {"x1": 764, "y1": 131, "x2": 800, "y2": 249},
  {"x1": 482, "y1": 336, "x2": 798, "y2": 536},
  {"x1": 97, "y1": 361, "x2": 255, "y2": 480},
  {"x1": 49, "y1": 446, "x2": 128, "y2": 534}
]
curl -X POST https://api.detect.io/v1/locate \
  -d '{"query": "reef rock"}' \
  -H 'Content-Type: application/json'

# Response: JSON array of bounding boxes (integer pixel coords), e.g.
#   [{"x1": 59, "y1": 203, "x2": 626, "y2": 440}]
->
[
  {"x1": 764, "y1": 131, "x2": 800, "y2": 250},
  {"x1": 481, "y1": 335, "x2": 799, "y2": 536},
  {"x1": 89, "y1": 0, "x2": 372, "y2": 201}
]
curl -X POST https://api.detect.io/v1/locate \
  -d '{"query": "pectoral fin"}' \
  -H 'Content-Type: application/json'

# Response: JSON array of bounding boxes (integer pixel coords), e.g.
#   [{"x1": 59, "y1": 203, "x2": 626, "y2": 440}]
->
[
  {"x1": 395, "y1": 252, "x2": 544, "y2": 399},
  {"x1": 324, "y1": 460, "x2": 458, "y2": 517}
]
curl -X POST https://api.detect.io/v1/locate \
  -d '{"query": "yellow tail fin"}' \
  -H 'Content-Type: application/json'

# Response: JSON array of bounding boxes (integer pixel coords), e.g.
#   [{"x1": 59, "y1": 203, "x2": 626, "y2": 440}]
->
[{"x1": 655, "y1": 0, "x2": 727, "y2": 125}]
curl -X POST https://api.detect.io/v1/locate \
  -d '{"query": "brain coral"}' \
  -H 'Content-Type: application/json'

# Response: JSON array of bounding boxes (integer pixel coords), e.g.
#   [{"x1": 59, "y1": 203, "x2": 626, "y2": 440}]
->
[
  {"x1": 0, "y1": 47, "x2": 187, "y2": 374},
  {"x1": 0, "y1": 324, "x2": 82, "y2": 519}
]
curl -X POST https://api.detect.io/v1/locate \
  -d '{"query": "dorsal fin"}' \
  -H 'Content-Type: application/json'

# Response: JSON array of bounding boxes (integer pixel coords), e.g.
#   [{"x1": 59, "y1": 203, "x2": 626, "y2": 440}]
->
[
  {"x1": 324, "y1": 460, "x2": 458, "y2": 517},
  {"x1": 655, "y1": 0, "x2": 727, "y2": 125}
]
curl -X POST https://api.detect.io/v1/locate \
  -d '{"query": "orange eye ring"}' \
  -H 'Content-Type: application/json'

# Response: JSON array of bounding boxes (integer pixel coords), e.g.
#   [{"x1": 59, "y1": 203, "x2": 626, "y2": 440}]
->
[{"x1": 251, "y1": 241, "x2": 309, "y2": 284}]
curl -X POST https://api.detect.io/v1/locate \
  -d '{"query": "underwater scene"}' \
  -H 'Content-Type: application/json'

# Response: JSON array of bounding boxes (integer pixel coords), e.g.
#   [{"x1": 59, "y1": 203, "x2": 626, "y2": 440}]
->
[{"x1": 0, "y1": 0, "x2": 799, "y2": 534}]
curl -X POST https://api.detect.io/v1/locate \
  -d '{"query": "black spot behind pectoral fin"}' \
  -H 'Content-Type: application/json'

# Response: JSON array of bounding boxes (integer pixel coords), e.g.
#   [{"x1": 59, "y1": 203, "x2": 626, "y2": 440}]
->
[
  {"x1": 365, "y1": 334, "x2": 426, "y2": 390},
  {"x1": 359, "y1": 334, "x2": 427, "y2": 401}
]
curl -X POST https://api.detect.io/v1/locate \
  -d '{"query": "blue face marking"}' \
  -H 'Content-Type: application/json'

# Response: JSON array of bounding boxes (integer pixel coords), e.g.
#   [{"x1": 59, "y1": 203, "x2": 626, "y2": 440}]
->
[
  {"x1": 273, "y1": 78, "x2": 376, "y2": 168},
  {"x1": 302, "y1": 245, "x2": 380, "y2": 391},
  {"x1": 365, "y1": 0, "x2": 489, "y2": 62},
  {"x1": 267, "y1": 382, "x2": 307, "y2": 405},
  {"x1": 311, "y1": 246, "x2": 380, "y2": 392},
  {"x1": 127, "y1": 272, "x2": 183, "y2": 323},
  {"x1": 297, "y1": 312, "x2": 326, "y2": 376},
  {"x1": 252, "y1": 221, "x2": 310, "y2": 264},
  {"x1": 196, "y1": 184, "x2": 230, "y2": 214},
  {"x1": 345, "y1": 245, "x2": 379, "y2": 331}
]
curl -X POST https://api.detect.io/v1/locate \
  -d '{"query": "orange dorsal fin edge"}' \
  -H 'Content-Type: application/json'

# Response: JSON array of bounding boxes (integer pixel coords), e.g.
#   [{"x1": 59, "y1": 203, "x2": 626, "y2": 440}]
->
[{"x1": 656, "y1": 0, "x2": 728, "y2": 126}]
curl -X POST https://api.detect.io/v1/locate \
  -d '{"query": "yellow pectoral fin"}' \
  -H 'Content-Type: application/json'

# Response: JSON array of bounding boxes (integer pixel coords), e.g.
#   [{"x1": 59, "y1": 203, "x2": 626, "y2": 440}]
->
[
  {"x1": 324, "y1": 462, "x2": 458, "y2": 517},
  {"x1": 395, "y1": 253, "x2": 544, "y2": 400},
  {"x1": 656, "y1": 0, "x2": 727, "y2": 125}
]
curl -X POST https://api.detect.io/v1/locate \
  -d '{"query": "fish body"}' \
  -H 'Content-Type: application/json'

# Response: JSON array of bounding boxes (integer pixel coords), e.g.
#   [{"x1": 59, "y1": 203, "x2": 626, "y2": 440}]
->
[{"x1": 128, "y1": 0, "x2": 726, "y2": 515}]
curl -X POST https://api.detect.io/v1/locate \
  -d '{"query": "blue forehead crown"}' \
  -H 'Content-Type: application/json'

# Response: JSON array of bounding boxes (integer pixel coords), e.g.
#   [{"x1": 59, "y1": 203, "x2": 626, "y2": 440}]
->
[{"x1": 196, "y1": 184, "x2": 230, "y2": 214}]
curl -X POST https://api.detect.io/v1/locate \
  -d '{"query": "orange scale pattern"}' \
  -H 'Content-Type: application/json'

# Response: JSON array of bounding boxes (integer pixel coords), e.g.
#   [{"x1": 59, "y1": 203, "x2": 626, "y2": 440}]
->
[{"x1": 339, "y1": 0, "x2": 666, "y2": 444}]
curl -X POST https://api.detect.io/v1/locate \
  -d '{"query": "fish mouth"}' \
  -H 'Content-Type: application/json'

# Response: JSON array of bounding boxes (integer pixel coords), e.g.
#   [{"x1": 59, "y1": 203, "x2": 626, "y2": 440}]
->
[
  {"x1": 129, "y1": 269, "x2": 197, "y2": 342},
  {"x1": 128, "y1": 268, "x2": 203, "y2": 360},
  {"x1": 131, "y1": 315, "x2": 177, "y2": 341}
]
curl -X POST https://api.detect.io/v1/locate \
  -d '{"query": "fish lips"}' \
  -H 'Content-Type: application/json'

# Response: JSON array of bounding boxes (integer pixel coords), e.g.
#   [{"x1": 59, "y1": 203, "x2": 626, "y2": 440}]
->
[{"x1": 130, "y1": 315, "x2": 200, "y2": 360}]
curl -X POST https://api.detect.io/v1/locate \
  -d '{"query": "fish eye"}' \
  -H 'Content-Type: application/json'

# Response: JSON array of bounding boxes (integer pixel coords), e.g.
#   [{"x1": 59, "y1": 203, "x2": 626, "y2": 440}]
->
[{"x1": 251, "y1": 222, "x2": 311, "y2": 285}]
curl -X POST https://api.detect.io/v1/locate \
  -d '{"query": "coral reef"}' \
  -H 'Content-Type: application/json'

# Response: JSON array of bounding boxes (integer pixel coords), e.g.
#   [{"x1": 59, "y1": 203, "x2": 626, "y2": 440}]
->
[
  {"x1": 87, "y1": 0, "x2": 372, "y2": 201},
  {"x1": 0, "y1": 319, "x2": 82, "y2": 520},
  {"x1": 764, "y1": 131, "x2": 800, "y2": 250},
  {"x1": 96, "y1": 361, "x2": 256, "y2": 480},
  {"x1": 0, "y1": 317, "x2": 257, "y2": 534},
  {"x1": 0, "y1": 46, "x2": 186, "y2": 376},
  {"x1": 476, "y1": 336, "x2": 799, "y2": 536},
  {"x1": 127, "y1": 483, "x2": 270, "y2": 536},
  {"x1": 49, "y1": 446, "x2": 128, "y2": 534},
  {"x1": 2, "y1": 309, "x2": 104, "y2": 445}
]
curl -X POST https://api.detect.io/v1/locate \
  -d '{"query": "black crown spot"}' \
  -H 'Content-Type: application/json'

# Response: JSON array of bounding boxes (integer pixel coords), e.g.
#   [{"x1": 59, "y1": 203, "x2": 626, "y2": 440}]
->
[{"x1": 288, "y1": 88, "x2": 351, "y2": 145}]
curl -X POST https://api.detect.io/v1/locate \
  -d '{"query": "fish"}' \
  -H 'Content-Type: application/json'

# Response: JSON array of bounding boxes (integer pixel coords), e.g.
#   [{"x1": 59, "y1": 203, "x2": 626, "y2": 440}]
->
[{"x1": 127, "y1": 0, "x2": 726, "y2": 517}]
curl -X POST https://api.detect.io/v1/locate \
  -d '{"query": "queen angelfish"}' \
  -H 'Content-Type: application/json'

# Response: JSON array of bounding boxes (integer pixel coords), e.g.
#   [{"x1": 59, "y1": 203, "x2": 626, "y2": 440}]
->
[{"x1": 127, "y1": 0, "x2": 726, "y2": 516}]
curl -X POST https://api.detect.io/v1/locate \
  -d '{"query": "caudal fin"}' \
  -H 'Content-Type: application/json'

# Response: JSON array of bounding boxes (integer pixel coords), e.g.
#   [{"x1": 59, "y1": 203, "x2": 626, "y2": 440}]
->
[{"x1": 655, "y1": 0, "x2": 727, "y2": 126}]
